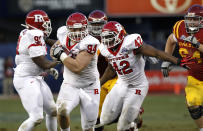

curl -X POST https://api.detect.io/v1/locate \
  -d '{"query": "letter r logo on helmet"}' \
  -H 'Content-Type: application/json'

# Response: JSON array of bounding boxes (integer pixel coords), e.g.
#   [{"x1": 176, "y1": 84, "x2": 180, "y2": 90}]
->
[{"x1": 34, "y1": 15, "x2": 44, "y2": 22}]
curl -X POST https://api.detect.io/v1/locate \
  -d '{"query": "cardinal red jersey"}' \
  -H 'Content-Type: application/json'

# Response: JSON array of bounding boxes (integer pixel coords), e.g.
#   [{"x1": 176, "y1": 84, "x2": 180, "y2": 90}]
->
[{"x1": 173, "y1": 20, "x2": 203, "y2": 80}]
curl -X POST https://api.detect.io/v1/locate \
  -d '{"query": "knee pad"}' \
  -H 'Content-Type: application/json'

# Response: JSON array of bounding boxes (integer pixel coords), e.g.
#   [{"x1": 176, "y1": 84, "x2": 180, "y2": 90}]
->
[
  {"x1": 50, "y1": 108, "x2": 57, "y2": 117},
  {"x1": 58, "y1": 106, "x2": 67, "y2": 117},
  {"x1": 188, "y1": 106, "x2": 202, "y2": 120}
]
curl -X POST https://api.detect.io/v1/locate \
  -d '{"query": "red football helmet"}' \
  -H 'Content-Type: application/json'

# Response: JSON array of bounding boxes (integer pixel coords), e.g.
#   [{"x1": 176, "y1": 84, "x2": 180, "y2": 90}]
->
[
  {"x1": 101, "y1": 21, "x2": 126, "y2": 48},
  {"x1": 88, "y1": 10, "x2": 108, "y2": 36},
  {"x1": 185, "y1": 4, "x2": 203, "y2": 33},
  {"x1": 24, "y1": 10, "x2": 52, "y2": 37},
  {"x1": 66, "y1": 12, "x2": 88, "y2": 43}
]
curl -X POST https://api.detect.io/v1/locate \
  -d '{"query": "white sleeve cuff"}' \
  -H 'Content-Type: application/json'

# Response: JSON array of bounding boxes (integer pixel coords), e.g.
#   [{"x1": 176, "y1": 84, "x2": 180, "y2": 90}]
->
[{"x1": 60, "y1": 52, "x2": 68, "y2": 62}]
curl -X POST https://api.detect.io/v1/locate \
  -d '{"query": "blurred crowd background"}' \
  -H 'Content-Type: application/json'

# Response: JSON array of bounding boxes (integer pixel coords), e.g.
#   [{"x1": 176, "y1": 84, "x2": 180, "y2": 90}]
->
[{"x1": 0, "y1": 0, "x2": 202, "y2": 96}]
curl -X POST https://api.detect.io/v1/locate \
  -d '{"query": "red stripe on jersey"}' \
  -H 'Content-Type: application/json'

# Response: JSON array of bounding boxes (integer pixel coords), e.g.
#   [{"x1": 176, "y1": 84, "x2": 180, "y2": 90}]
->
[
  {"x1": 65, "y1": 36, "x2": 78, "y2": 50},
  {"x1": 108, "y1": 39, "x2": 124, "y2": 56},
  {"x1": 16, "y1": 36, "x2": 22, "y2": 55},
  {"x1": 28, "y1": 43, "x2": 42, "y2": 49}
]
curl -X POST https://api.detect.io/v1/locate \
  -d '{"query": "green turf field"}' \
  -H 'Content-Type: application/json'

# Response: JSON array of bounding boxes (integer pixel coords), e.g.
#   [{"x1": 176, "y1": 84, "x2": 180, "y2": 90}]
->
[{"x1": 0, "y1": 94, "x2": 198, "y2": 131}]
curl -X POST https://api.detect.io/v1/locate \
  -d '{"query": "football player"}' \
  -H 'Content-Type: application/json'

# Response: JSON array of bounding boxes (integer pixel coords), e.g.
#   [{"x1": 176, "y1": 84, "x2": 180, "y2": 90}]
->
[
  {"x1": 161, "y1": 4, "x2": 203, "y2": 131},
  {"x1": 88, "y1": 10, "x2": 144, "y2": 131},
  {"x1": 50, "y1": 12, "x2": 100, "y2": 131},
  {"x1": 13, "y1": 10, "x2": 58, "y2": 131},
  {"x1": 98, "y1": 21, "x2": 195, "y2": 131}
]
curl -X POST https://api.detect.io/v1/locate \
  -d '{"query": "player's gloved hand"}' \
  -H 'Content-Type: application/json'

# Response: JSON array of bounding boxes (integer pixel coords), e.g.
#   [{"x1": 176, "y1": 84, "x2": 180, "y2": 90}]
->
[
  {"x1": 50, "y1": 45, "x2": 64, "y2": 61},
  {"x1": 161, "y1": 61, "x2": 172, "y2": 77},
  {"x1": 183, "y1": 36, "x2": 200, "y2": 48},
  {"x1": 146, "y1": 56, "x2": 159, "y2": 64},
  {"x1": 49, "y1": 68, "x2": 59, "y2": 80},
  {"x1": 177, "y1": 55, "x2": 197, "y2": 69}
]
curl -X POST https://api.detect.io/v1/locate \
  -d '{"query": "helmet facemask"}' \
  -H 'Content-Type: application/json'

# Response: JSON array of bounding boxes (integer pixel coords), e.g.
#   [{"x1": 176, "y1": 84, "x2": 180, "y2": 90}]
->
[
  {"x1": 42, "y1": 20, "x2": 52, "y2": 37},
  {"x1": 185, "y1": 13, "x2": 203, "y2": 33},
  {"x1": 101, "y1": 31, "x2": 121, "y2": 49},
  {"x1": 88, "y1": 21, "x2": 106, "y2": 36},
  {"x1": 67, "y1": 23, "x2": 88, "y2": 43}
]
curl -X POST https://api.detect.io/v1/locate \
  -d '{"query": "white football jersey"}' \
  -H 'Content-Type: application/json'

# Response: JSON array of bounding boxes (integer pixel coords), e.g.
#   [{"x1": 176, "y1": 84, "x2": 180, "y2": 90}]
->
[
  {"x1": 14, "y1": 29, "x2": 47, "y2": 76},
  {"x1": 99, "y1": 34, "x2": 148, "y2": 87},
  {"x1": 57, "y1": 26, "x2": 100, "y2": 87}
]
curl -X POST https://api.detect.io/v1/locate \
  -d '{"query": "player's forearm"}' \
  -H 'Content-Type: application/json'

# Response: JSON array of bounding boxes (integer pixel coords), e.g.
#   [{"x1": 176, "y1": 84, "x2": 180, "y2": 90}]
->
[
  {"x1": 139, "y1": 44, "x2": 178, "y2": 64},
  {"x1": 39, "y1": 60, "x2": 58, "y2": 70},
  {"x1": 62, "y1": 52, "x2": 92, "y2": 74},
  {"x1": 32, "y1": 56, "x2": 58, "y2": 70},
  {"x1": 155, "y1": 50, "x2": 178, "y2": 64},
  {"x1": 62, "y1": 57, "x2": 85, "y2": 74},
  {"x1": 45, "y1": 38, "x2": 57, "y2": 46}
]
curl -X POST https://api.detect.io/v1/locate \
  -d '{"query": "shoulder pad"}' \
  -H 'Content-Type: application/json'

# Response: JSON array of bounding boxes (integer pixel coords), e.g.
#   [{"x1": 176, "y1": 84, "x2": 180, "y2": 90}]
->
[
  {"x1": 172, "y1": 20, "x2": 185, "y2": 39},
  {"x1": 79, "y1": 35, "x2": 100, "y2": 53},
  {"x1": 19, "y1": 29, "x2": 28, "y2": 36},
  {"x1": 80, "y1": 35, "x2": 100, "y2": 46},
  {"x1": 26, "y1": 29, "x2": 44, "y2": 42},
  {"x1": 57, "y1": 26, "x2": 67, "y2": 43},
  {"x1": 27, "y1": 29, "x2": 44, "y2": 37},
  {"x1": 123, "y1": 34, "x2": 143, "y2": 50}
]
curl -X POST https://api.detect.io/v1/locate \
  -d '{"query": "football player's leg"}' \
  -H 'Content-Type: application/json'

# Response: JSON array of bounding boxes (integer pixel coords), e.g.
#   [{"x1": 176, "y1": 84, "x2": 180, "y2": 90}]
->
[
  {"x1": 132, "y1": 107, "x2": 144, "y2": 130},
  {"x1": 185, "y1": 76, "x2": 203, "y2": 129},
  {"x1": 100, "y1": 82, "x2": 125, "y2": 126},
  {"x1": 95, "y1": 78, "x2": 117, "y2": 131},
  {"x1": 40, "y1": 79, "x2": 57, "y2": 131},
  {"x1": 14, "y1": 77, "x2": 44, "y2": 131},
  {"x1": 94, "y1": 85, "x2": 107, "y2": 131},
  {"x1": 117, "y1": 85, "x2": 148, "y2": 131},
  {"x1": 57, "y1": 83, "x2": 80, "y2": 131},
  {"x1": 80, "y1": 81, "x2": 100, "y2": 131}
]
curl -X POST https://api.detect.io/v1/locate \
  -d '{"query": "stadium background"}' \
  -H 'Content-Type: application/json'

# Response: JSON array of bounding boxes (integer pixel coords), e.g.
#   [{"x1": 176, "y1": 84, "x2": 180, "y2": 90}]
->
[{"x1": 0, "y1": 0, "x2": 202, "y2": 130}]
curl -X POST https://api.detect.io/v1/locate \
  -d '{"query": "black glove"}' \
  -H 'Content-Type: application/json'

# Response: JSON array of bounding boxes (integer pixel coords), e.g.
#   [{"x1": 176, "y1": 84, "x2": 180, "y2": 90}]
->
[
  {"x1": 183, "y1": 36, "x2": 200, "y2": 48},
  {"x1": 161, "y1": 61, "x2": 172, "y2": 77},
  {"x1": 51, "y1": 46, "x2": 64, "y2": 61}
]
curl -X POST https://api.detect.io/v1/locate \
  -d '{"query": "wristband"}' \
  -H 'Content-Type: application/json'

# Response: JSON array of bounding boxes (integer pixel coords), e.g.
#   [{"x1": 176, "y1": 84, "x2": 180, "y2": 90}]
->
[{"x1": 60, "y1": 52, "x2": 68, "y2": 62}]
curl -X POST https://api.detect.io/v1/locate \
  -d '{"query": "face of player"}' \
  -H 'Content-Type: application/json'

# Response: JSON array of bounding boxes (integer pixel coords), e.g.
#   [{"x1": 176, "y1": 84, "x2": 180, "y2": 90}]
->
[
  {"x1": 68, "y1": 27, "x2": 87, "y2": 42},
  {"x1": 185, "y1": 16, "x2": 202, "y2": 33},
  {"x1": 185, "y1": 16, "x2": 200, "y2": 27},
  {"x1": 89, "y1": 22, "x2": 105, "y2": 36},
  {"x1": 101, "y1": 33, "x2": 116, "y2": 48}
]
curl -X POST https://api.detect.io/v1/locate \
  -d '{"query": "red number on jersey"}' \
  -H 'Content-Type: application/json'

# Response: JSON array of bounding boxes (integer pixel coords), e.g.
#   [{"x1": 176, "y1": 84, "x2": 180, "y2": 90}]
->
[
  {"x1": 134, "y1": 36, "x2": 143, "y2": 48},
  {"x1": 87, "y1": 45, "x2": 97, "y2": 54},
  {"x1": 34, "y1": 36, "x2": 42, "y2": 45},
  {"x1": 113, "y1": 62, "x2": 122, "y2": 75},
  {"x1": 112, "y1": 60, "x2": 133, "y2": 75},
  {"x1": 120, "y1": 61, "x2": 133, "y2": 74}
]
